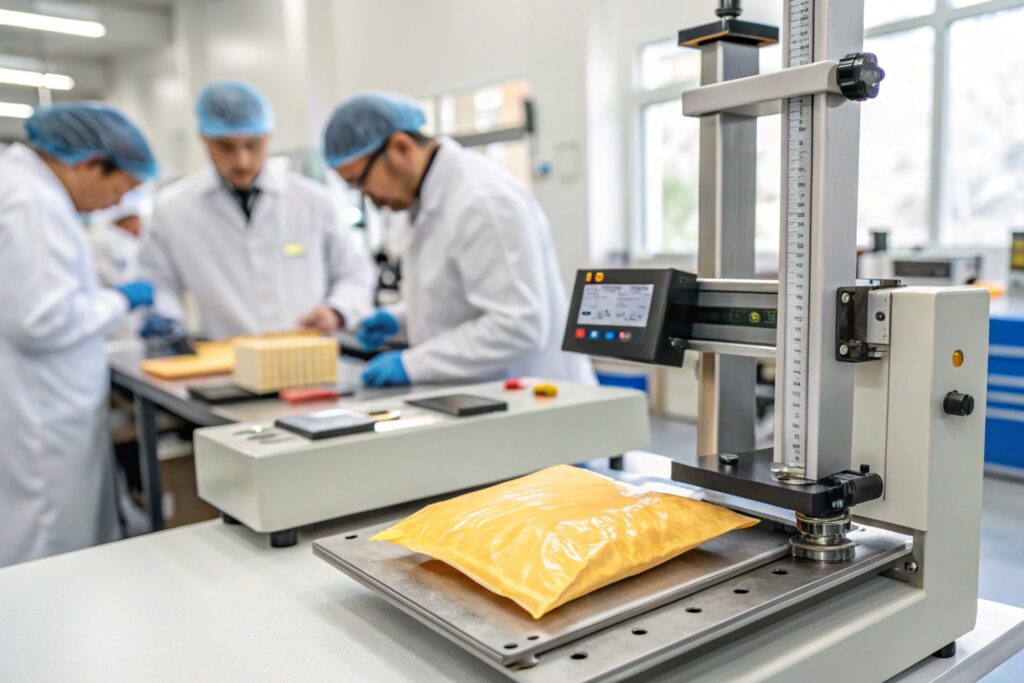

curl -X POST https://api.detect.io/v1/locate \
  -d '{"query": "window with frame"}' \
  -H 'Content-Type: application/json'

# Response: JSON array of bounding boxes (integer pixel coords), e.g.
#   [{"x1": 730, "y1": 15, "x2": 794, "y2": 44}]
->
[
  {"x1": 634, "y1": 38, "x2": 781, "y2": 260},
  {"x1": 418, "y1": 77, "x2": 533, "y2": 187},
  {"x1": 636, "y1": 0, "x2": 1024, "y2": 256}
]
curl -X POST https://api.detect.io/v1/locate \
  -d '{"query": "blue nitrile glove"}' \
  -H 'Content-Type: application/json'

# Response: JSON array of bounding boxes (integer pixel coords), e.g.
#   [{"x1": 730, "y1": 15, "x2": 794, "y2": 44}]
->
[
  {"x1": 140, "y1": 315, "x2": 186, "y2": 341},
  {"x1": 361, "y1": 350, "x2": 409, "y2": 387},
  {"x1": 357, "y1": 309, "x2": 400, "y2": 350},
  {"x1": 140, "y1": 315, "x2": 193, "y2": 354},
  {"x1": 114, "y1": 280, "x2": 154, "y2": 310}
]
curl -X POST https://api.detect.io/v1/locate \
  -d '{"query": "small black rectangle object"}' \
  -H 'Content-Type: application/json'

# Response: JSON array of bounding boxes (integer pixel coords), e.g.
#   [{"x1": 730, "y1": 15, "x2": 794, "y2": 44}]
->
[
  {"x1": 188, "y1": 383, "x2": 276, "y2": 404},
  {"x1": 406, "y1": 394, "x2": 508, "y2": 417},
  {"x1": 275, "y1": 410, "x2": 376, "y2": 440}
]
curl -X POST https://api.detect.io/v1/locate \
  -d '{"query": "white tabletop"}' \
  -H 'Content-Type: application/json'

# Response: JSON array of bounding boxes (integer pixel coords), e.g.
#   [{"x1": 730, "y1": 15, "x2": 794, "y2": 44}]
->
[
  {"x1": 0, "y1": 511, "x2": 505, "y2": 682},
  {"x1": 2, "y1": 512, "x2": 1022, "y2": 682}
]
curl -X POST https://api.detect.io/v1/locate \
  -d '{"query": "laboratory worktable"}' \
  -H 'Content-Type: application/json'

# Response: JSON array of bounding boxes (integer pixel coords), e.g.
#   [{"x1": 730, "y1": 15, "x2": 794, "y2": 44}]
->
[
  {"x1": 1, "y1": 509, "x2": 1021, "y2": 682},
  {"x1": 107, "y1": 343, "x2": 416, "y2": 531}
]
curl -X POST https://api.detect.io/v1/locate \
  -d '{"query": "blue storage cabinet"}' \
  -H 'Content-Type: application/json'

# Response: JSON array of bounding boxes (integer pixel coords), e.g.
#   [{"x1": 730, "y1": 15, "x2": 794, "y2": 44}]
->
[{"x1": 987, "y1": 307, "x2": 1024, "y2": 471}]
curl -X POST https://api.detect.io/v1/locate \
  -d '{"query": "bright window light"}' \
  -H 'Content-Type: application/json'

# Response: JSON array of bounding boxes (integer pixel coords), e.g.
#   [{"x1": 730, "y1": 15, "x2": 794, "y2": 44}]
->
[
  {"x1": 0, "y1": 9, "x2": 106, "y2": 38},
  {"x1": 0, "y1": 102, "x2": 34, "y2": 119},
  {"x1": 0, "y1": 67, "x2": 74, "y2": 90}
]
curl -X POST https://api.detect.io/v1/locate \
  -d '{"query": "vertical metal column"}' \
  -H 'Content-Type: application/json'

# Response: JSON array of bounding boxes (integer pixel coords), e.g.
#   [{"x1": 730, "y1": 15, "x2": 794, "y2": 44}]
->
[
  {"x1": 773, "y1": 0, "x2": 864, "y2": 479},
  {"x1": 696, "y1": 41, "x2": 759, "y2": 456}
]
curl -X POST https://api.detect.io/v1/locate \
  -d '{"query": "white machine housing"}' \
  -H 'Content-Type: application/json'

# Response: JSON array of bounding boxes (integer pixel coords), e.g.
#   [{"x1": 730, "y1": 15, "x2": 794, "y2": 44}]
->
[
  {"x1": 679, "y1": 285, "x2": 990, "y2": 681},
  {"x1": 193, "y1": 379, "x2": 650, "y2": 533}
]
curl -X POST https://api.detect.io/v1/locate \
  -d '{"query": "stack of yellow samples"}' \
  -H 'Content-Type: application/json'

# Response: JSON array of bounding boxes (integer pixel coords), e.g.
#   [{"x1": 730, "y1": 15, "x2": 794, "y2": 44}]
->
[
  {"x1": 232, "y1": 336, "x2": 339, "y2": 394},
  {"x1": 138, "y1": 341, "x2": 236, "y2": 379},
  {"x1": 139, "y1": 330, "x2": 323, "y2": 380}
]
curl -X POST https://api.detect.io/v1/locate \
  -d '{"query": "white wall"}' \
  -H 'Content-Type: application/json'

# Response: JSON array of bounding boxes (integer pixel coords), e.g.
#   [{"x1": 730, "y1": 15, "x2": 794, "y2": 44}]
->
[
  {"x1": 109, "y1": 0, "x2": 336, "y2": 178},
  {"x1": 324, "y1": 0, "x2": 591, "y2": 285},
  {"x1": 107, "y1": 44, "x2": 190, "y2": 178},
  {"x1": 327, "y1": 0, "x2": 529, "y2": 97}
]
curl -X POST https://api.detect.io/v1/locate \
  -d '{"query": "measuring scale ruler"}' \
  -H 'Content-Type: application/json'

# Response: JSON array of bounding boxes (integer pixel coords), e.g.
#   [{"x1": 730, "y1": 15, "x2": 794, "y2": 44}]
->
[{"x1": 774, "y1": 0, "x2": 814, "y2": 483}]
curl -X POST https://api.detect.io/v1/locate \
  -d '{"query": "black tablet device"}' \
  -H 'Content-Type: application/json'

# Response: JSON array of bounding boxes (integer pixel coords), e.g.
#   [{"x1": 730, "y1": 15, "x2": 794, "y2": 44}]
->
[
  {"x1": 405, "y1": 394, "x2": 508, "y2": 417},
  {"x1": 187, "y1": 383, "x2": 276, "y2": 404},
  {"x1": 275, "y1": 409, "x2": 377, "y2": 440}
]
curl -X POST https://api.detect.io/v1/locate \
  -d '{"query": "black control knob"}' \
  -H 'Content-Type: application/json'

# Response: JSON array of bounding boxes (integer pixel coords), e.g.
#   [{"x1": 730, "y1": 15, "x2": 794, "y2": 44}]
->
[
  {"x1": 943, "y1": 391, "x2": 975, "y2": 417},
  {"x1": 837, "y1": 52, "x2": 885, "y2": 101}
]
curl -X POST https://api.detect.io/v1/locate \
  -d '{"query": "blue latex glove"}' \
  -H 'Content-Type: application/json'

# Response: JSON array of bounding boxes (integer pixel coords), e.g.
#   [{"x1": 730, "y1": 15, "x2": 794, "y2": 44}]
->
[
  {"x1": 361, "y1": 350, "x2": 409, "y2": 387},
  {"x1": 115, "y1": 280, "x2": 154, "y2": 310},
  {"x1": 357, "y1": 309, "x2": 400, "y2": 350},
  {"x1": 140, "y1": 315, "x2": 186, "y2": 341}
]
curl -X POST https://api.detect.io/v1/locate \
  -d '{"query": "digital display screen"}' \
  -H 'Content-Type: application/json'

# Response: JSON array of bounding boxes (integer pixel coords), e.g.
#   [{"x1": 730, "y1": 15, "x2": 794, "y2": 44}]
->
[{"x1": 576, "y1": 284, "x2": 655, "y2": 328}]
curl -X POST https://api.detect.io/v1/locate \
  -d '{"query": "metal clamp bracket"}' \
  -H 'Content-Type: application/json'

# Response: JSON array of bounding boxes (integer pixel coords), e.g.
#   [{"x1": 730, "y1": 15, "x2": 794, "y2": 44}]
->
[
  {"x1": 682, "y1": 52, "x2": 884, "y2": 118},
  {"x1": 835, "y1": 279, "x2": 903, "y2": 362}
]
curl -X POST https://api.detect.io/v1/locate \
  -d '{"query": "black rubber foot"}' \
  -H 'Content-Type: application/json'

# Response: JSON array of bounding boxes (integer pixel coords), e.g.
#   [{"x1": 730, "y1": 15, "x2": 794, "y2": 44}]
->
[
  {"x1": 221, "y1": 512, "x2": 241, "y2": 525},
  {"x1": 270, "y1": 529, "x2": 298, "y2": 548},
  {"x1": 932, "y1": 641, "x2": 957, "y2": 659}
]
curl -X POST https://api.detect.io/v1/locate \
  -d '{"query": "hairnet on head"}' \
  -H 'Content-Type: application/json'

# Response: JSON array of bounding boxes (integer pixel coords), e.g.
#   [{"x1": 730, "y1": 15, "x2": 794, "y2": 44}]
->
[
  {"x1": 196, "y1": 80, "x2": 275, "y2": 137},
  {"x1": 323, "y1": 92, "x2": 426, "y2": 168},
  {"x1": 24, "y1": 101, "x2": 158, "y2": 182}
]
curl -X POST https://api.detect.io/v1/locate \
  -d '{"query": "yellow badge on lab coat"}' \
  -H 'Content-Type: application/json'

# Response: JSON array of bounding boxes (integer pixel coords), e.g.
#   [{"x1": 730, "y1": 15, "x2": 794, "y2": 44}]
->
[{"x1": 283, "y1": 243, "x2": 306, "y2": 258}]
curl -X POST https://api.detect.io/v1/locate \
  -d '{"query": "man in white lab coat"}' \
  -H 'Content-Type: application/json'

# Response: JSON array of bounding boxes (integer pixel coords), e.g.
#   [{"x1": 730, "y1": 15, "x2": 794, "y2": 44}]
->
[
  {"x1": 323, "y1": 92, "x2": 595, "y2": 387},
  {"x1": 0, "y1": 102, "x2": 158, "y2": 567},
  {"x1": 137, "y1": 80, "x2": 376, "y2": 340}
]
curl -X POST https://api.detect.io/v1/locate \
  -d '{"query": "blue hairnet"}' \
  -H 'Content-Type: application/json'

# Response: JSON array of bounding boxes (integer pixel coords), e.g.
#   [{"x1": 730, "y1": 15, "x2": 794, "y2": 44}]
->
[
  {"x1": 323, "y1": 92, "x2": 426, "y2": 167},
  {"x1": 24, "y1": 101, "x2": 157, "y2": 182},
  {"x1": 196, "y1": 80, "x2": 275, "y2": 137}
]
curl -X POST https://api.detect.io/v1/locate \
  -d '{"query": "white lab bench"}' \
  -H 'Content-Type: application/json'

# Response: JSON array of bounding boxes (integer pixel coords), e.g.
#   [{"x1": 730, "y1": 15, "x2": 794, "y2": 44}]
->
[
  {"x1": 2, "y1": 507, "x2": 1022, "y2": 682},
  {"x1": 108, "y1": 343, "x2": 415, "y2": 533},
  {"x1": 0, "y1": 506, "x2": 505, "y2": 682}
]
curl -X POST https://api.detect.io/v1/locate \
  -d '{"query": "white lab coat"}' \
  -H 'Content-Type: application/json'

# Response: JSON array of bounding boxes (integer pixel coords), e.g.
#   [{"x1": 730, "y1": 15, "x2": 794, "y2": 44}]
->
[
  {"x1": 88, "y1": 221, "x2": 141, "y2": 341},
  {"x1": 0, "y1": 143, "x2": 123, "y2": 567},
  {"x1": 89, "y1": 221, "x2": 139, "y2": 288},
  {"x1": 137, "y1": 161, "x2": 376, "y2": 339},
  {"x1": 392, "y1": 139, "x2": 595, "y2": 384}
]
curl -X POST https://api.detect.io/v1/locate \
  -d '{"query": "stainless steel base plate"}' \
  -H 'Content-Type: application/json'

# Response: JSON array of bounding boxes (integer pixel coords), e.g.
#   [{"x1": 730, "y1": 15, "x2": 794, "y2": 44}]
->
[
  {"x1": 315, "y1": 520, "x2": 791, "y2": 667},
  {"x1": 314, "y1": 519, "x2": 911, "y2": 680}
]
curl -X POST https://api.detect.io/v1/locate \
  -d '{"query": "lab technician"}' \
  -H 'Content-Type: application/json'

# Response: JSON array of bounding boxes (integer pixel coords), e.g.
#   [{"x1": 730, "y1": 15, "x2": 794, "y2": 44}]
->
[
  {"x1": 0, "y1": 102, "x2": 157, "y2": 567},
  {"x1": 137, "y1": 80, "x2": 376, "y2": 339},
  {"x1": 323, "y1": 92, "x2": 595, "y2": 387}
]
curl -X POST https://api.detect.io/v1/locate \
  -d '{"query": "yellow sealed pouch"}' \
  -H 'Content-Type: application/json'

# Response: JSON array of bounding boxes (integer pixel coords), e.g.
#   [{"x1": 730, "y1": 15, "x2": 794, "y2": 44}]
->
[{"x1": 372, "y1": 465, "x2": 758, "y2": 619}]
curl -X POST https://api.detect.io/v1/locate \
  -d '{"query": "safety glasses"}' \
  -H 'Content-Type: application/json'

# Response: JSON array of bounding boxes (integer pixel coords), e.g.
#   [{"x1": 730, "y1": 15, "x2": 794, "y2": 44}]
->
[{"x1": 352, "y1": 140, "x2": 388, "y2": 190}]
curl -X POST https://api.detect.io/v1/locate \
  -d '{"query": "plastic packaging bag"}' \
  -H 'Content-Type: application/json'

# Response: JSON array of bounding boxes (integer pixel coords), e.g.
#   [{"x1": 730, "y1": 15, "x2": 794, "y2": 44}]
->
[{"x1": 372, "y1": 465, "x2": 758, "y2": 618}]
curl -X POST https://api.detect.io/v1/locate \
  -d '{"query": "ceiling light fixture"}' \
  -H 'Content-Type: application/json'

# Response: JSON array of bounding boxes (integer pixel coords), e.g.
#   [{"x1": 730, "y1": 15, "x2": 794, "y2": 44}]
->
[
  {"x1": 0, "y1": 9, "x2": 106, "y2": 38},
  {"x1": 0, "y1": 102, "x2": 34, "y2": 119},
  {"x1": 0, "y1": 67, "x2": 74, "y2": 90}
]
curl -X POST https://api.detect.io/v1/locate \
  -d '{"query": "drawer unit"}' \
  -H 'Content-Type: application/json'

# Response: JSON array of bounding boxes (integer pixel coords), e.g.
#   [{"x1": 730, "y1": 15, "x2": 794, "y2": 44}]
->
[{"x1": 986, "y1": 310, "x2": 1024, "y2": 471}]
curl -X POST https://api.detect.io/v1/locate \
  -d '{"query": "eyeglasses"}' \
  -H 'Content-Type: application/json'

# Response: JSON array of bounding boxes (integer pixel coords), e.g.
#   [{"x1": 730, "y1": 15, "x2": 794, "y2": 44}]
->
[{"x1": 351, "y1": 140, "x2": 388, "y2": 190}]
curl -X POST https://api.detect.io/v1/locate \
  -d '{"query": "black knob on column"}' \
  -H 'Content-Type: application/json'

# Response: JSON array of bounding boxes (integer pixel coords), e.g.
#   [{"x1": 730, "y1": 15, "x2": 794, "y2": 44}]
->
[
  {"x1": 837, "y1": 52, "x2": 885, "y2": 101},
  {"x1": 943, "y1": 391, "x2": 975, "y2": 417}
]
